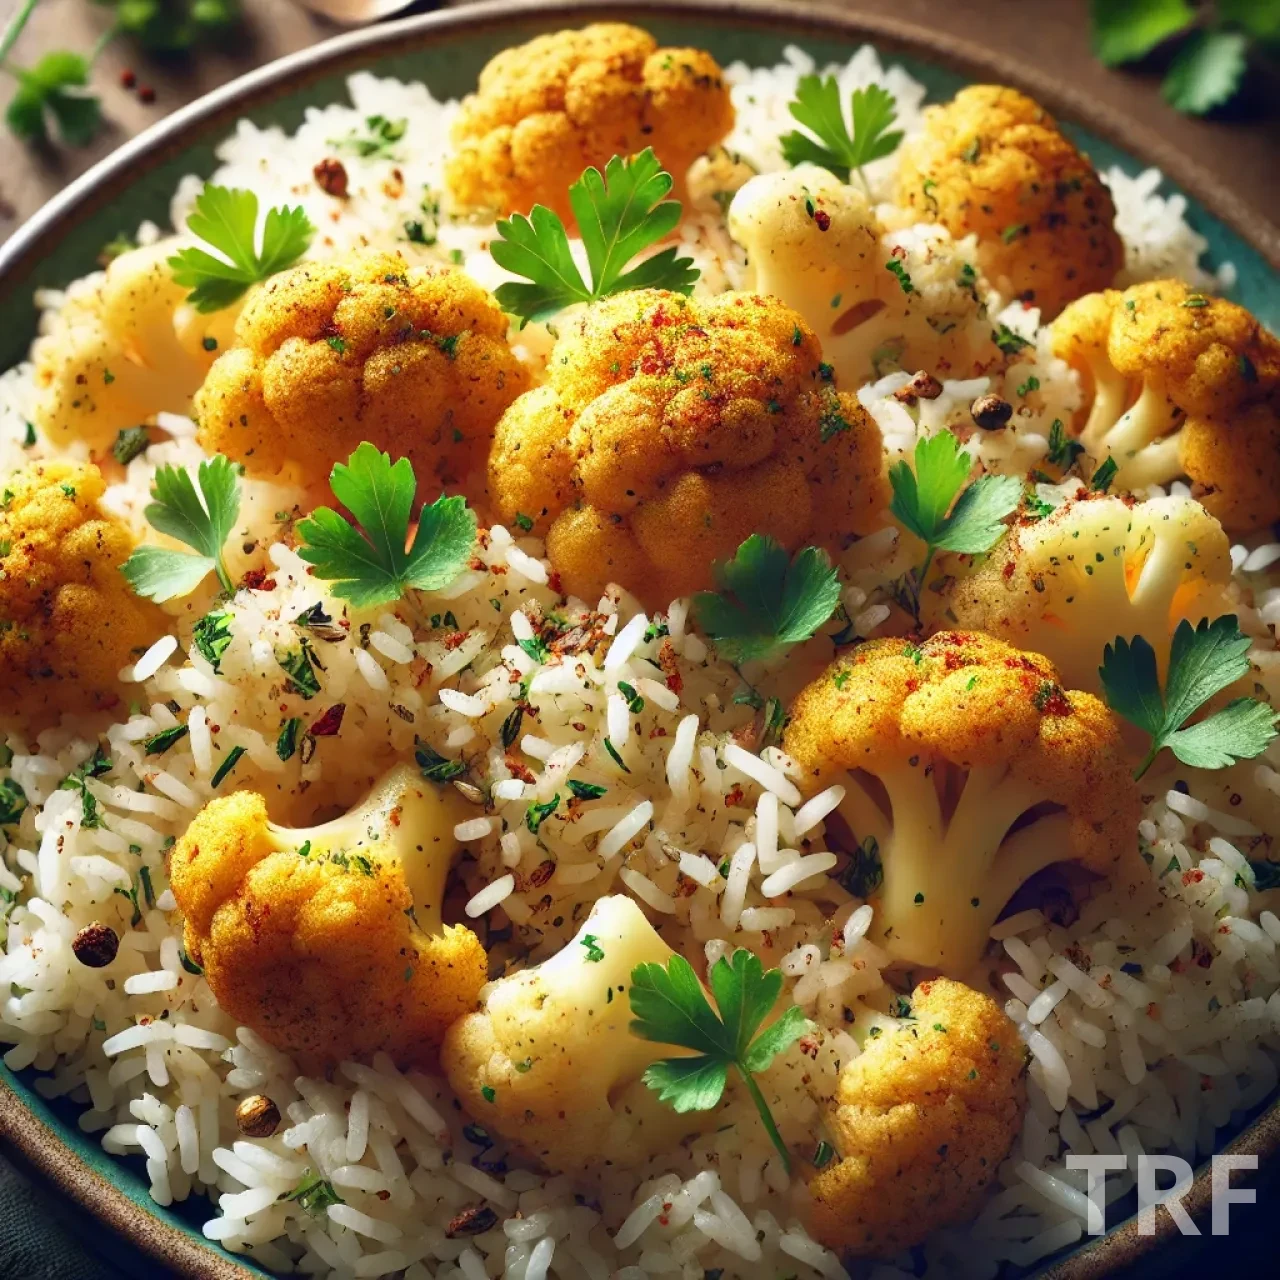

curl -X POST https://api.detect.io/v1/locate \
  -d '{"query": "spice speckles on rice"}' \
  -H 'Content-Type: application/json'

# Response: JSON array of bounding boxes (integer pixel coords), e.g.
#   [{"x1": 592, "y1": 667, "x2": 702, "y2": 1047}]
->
[{"x1": 2, "y1": 22, "x2": 1280, "y2": 1280}]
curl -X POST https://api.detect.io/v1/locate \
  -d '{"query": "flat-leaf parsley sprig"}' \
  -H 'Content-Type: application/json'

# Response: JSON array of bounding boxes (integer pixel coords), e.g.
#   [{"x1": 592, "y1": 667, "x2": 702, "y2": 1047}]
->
[
  {"x1": 779, "y1": 76, "x2": 904, "y2": 189},
  {"x1": 169, "y1": 184, "x2": 314, "y2": 313},
  {"x1": 1099, "y1": 615, "x2": 1279, "y2": 780},
  {"x1": 121, "y1": 455, "x2": 241, "y2": 602},
  {"x1": 490, "y1": 148, "x2": 699, "y2": 326},
  {"x1": 629, "y1": 949, "x2": 812, "y2": 1173},
  {"x1": 296, "y1": 442, "x2": 477, "y2": 611},
  {"x1": 889, "y1": 431, "x2": 1022, "y2": 624},
  {"x1": 692, "y1": 534, "x2": 842, "y2": 665}
]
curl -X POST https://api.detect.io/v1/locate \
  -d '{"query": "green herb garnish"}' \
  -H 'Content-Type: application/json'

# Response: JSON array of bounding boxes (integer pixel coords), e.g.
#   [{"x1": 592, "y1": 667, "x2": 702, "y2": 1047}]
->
[
  {"x1": 192, "y1": 608, "x2": 233, "y2": 672},
  {"x1": 210, "y1": 745, "x2": 246, "y2": 788},
  {"x1": 143, "y1": 724, "x2": 189, "y2": 757},
  {"x1": 415, "y1": 740, "x2": 466, "y2": 784},
  {"x1": 779, "y1": 77, "x2": 903, "y2": 185},
  {"x1": 111, "y1": 426, "x2": 151, "y2": 466}
]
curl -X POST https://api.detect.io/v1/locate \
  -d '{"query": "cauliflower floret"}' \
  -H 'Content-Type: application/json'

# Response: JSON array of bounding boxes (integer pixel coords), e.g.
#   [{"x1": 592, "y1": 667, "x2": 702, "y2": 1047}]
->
[
  {"x1": 784, "y1": 631, "x2": 1141, "y2": 971},
  {"x1": 0, "y1": 460, "x2": 165, "y2": 733},
  {"x1": 487, "y1": 289, "x2": 888, "y2": 607},
  {"x1": 943, "y1": 492, "x2": 1234, "y2": 692},
  {"x1": 728, "y1": 164, "x2": 998, "y2": 384},
  {"x1": 32, "y1": 242, "x2": 234, "y2": 452},
  {"x1": 194, "y1": 250, "x2": 529, "y2": 495},
  {"x1": 1052, "y1": 280, "x2": 1280, "y2": 530},
  {"x1": 442, "y1": 895, "x2": 708, "y2": 1172},
  {"x1": 168, "y1": 764, "x2": 486, "y2": 1071},
  {"x1": 446, "y1": 23, "x2": 734, "y2": 220},
  {"x1": 809, "y1": 978, "x2": 1027, "y2": 1255},
  {"x1": 895, "y1": 86, "x2": 1122, "y2": 319}
]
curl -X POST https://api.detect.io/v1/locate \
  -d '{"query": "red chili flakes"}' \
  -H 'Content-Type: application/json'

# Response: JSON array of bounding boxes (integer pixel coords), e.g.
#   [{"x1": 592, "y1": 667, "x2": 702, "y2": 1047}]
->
[
  {"x1": 648, "y1": 726, "x2": 668, "y2": 739},
  {"x1": 239, "y1": 569, "x2": 276, "y2": 592},
  {"x1": 1182, "y1": 868, "x2": 1205, "y2": 886},
  {"x1": 725, "y1": 784, "x2": 746, "y2": 809},
  {"x1": 813, "y1": 209, "x2": 831, "y2": 231},
  {"x1": 121, "y1": 70, "x2": 137, "y2": 89},
  {"x1": 313, "y1": 158, "x2": 349, "y2": 198},
  {"x1": 547, "y1": 570, "x2": 564, "y2": 596},
  {"x1": 138, "y1": 85, "x2": 156, "y2": 105},
  {"x1": 443, "y1": 631, "x2": 468, "y2": 651},
  {"x1": 1002, "y1": 560, "x2": 1017, "y2": 580},
  {"x1": 309, "y1": 704, "x2": 346, "y2": 736},
  {"x1": 505, "y1": 756, "x2": 536, "y2": 784}
]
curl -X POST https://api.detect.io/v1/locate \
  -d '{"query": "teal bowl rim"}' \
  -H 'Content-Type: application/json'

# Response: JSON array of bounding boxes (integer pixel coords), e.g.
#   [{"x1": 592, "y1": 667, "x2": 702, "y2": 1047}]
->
[{"x1": 0, "y1": 1, "x2": 1276, "y2": 1277}]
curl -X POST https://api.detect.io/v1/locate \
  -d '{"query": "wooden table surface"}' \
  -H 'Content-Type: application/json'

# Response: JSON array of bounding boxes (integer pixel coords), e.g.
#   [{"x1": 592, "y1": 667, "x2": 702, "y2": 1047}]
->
[{"x1": 0, "y1": 0, "x2": 1277, "y2": 247}]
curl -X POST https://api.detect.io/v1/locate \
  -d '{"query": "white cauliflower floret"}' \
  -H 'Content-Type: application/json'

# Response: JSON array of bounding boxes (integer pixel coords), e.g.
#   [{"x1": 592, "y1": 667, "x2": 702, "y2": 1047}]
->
[
  {"x1": 441, "y1": 895, "x2": 708, "y2": 1172},
  {"x1": 728, "y1": 164, "x2": 997, "y2": 385},
  {"x1": 32, "y1": 241, "x2": 234, "y2": 451},
  {"x1": 942, "y1": 492, "x2": 1234, "y2": 692}
]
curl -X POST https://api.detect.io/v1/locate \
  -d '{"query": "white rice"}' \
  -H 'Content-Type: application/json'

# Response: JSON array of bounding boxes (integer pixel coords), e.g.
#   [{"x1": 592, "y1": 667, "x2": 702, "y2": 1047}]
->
[{"x1": 0, "y1": 32, "x2": 1273, "y2": 1280}]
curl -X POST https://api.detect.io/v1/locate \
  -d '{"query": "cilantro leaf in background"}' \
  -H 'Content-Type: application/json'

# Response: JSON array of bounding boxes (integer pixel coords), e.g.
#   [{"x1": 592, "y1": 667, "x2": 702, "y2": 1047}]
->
[
  {"x1": 1099, "y1": 615, "x2": 1279, "y2": 779},
  {"x1": 296, "y1": 442, "x2": 477, "y2": 610},
  {"x1": 779, "y1": 77, "x2": 904, "y2": 184},
  {"x1": 1162, "y1": 29, "x2": 1249, "y2": 113},
  {"x1": 5, "y1": 50, "x2": 101, "y2": 146},
  {"x1": 169, "y1": 184, "x2": 314, "y2": 313},
  {"x1": 889, "y1": 431, "x2": 1021, "y2": 620},
  {"x1": 94, "y1": 0, "x2": 242, "y2": 54},
  {"x1": 692, "y1": 535, "x2": 841, "y2": 664},
  {"x1": 121, "y1": 455, "x2": 241, "y2": 601},
  {"x1": 491, "y1": 148, "x2": 698, "y2": 325},
  {"x1": 629, "y1": 950, "x2": 812, "y2": 1172},
  {"x1": 1090, "y1": 0, "x2": 1195, "y2": 65}
]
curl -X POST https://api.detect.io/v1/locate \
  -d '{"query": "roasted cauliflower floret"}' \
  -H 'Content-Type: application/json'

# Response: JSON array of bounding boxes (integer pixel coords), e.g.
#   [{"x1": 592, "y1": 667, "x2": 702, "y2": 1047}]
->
[
  {"x1": 729, "y1": 164, "x2": 997, "y2": 384},
  {"x1": 0, "y1": 461, "x2": 165, "y2": 734},
  {"x1": 168, "y1": 765, "x2": 486, "y2": 1072},
  {"x1": 944, "y1": 493, "x2": 1234, "y2": 692},
  {"x1": 487, "y1": 289, "x2": 888, "y2": 607},
  {"x1": 446, "y1": 23, "x2": 734, "y2": 220},
  {"x1": 895, "y1": 85, "x2": 1122, "y2": 319},
  {"x1": 194, "y1": 250, "x2": 529, "y2": 494},
  {"x1": 784, "y1": 632, "x2": 1141, "y2": 971},
  {"x1": 443, "y1": 895, "x2": 708, "y2": 1172},
  {"x1": 810, "y1": 978, "x2": 1026, "y2": 1255},
  {"x1": 32, "y1": 242, "x2": 232, "y2": 452},
  {"x1": 1052, "y1": 281, "x2": 1280, "y2": 530}
]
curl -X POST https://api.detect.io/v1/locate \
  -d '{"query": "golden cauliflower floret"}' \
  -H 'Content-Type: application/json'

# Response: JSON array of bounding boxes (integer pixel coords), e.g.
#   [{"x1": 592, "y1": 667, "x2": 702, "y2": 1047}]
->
[
  {"x1": 1052, "y1": 280, "x2": 1280, "y2": 530},
  {"x1": 446, "y1": 23, "x2": 734, "y2": 220},
  {"x1": 0, "y1": 461, "x2": 165, "y2": 734},
  {"x1": 487, "y1": 289, "x2": 888, "y2": 607},
  {"x1": 168, "y1": 765, "x2": 486, "y2": 1072},
  {"x1": 32, "y1": 242, "x2": 233, "y2": 452},
  {"x1": 943, "y1": 492, "x2": 1234, "y2": 692},
  {"x1": 895, "y1": 85, "x2": 1122, "y2": 318},
  {"x1": 729, "y1": 164, "x2": 998, "y2": 384},
  {"x1": 784, "y1": 631, "x2": 1141, "y2": 970},
  {"x1": 194, "y1": 250, "x2": 529, "y2": 495},
  {"x1": 442, "y1": 895, "x2": 708, "y2": 1173},
  {"x1": 809, "y1": 978, "x2": 1026, "y2": 1256}
]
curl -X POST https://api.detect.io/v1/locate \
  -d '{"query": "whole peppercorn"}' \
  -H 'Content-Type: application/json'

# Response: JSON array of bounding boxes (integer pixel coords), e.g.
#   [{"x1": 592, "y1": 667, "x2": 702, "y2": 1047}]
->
[
  {"x1": 235, "y1": 1094, "x2": 281, "y2": 1138},
  {"x1": 971, "y1": 394, "x2": 1013, "y2": 430},
  {"x1": 313, "y1": 158, "x2": 349, "y2": 199},
  {"x1": 72, "y1": 922, "x2": 119, "y2": 968}
]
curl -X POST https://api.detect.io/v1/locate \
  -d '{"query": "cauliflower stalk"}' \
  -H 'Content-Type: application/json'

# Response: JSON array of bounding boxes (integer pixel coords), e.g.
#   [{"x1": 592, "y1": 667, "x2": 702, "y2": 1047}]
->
[
  {"x1": 1052, "y1": 280, "x2": 1280, "y2": 531},
  {"x1": 0, "y1": 461, "x2": 165, "y2": 734},
  {"x1": 943, "y1": 492, "x2": 1234, "y2": 692},
  {"x1": 728, "y1": 164, "x2": 997, "y2": 385},
  {"x1": 169, "y1": 764, "x2": 486, "y2": 1071},
  {"x1": 895, "y1": 85, "x2": 1122, "y2": 318},
  {"x1": 32, "y1": 241, "x2": 236, "y2": 451},
  {"x1": 442, "y1": 895, "x2": 709, "y2": 1172},
  {"x1": 487, "y1": 289, "x2": 888, "y2": 607},
  {"x1": 194, "y1": 250, "x2": 529, "y2": 495},
  {"x1": 784, "y1": 632, "x2": 1141, "y2": 971},
  {"x1": 809, "y1": 978, "x2": 1027, "y2": 1255},
  {"x1": 446, "y1": 22, "x2": 734, "y2": 220}
]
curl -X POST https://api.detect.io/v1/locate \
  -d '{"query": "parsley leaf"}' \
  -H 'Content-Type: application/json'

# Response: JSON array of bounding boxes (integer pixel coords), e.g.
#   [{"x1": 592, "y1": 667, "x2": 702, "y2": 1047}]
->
[
  {"x1": 491, "y1": 149, "x2": 698, "y2": 325},
  {"x1": 1046, "y1": 418, "x2": 1085, "y2": 470},
  {"x1": 296, "y1": 442, "x2": 476, "y2": 610},
  {"x1": 779, "y1": 77, "x2": 903, "y2": 184},
  {"x1": 889, "y1": 432, "x2": 1021, "y2": 621},
  {"x1": 121, "y1": 455, "x2": 241, "y2": 601},
  {"x1": 168, "y1": 184, "x2": 313, "y2": 313},
  {"x1": 1090, "y1": 0, "x2": 1195, "y2": 66},
  {"x1": 692, "y1": 535, "x2": 841, "y2": 664},
  {"x1": 630, "y1": 950, "x2": 811, "y2": 1173},
  {"x1": 1099, "y1": 615, "x2": 1279, "y2": 779},
  {"x1": 100, "y1": 0, "x2": 241, "y2": 53},
  {"x1": 1162, "y1": 29, "x2": 1249, "y2": 114},
  {"x1": 5, "y1": 50, "x2": 102, "y2": 147}
]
